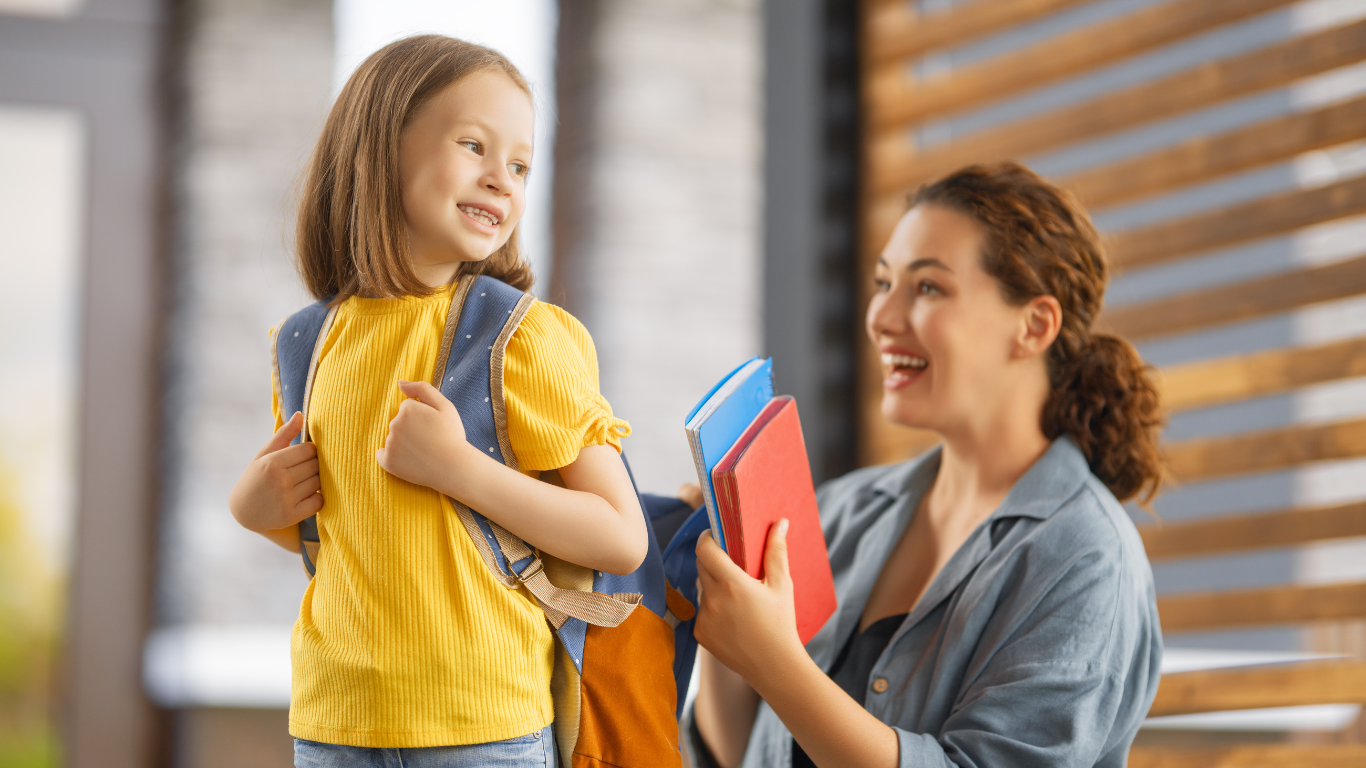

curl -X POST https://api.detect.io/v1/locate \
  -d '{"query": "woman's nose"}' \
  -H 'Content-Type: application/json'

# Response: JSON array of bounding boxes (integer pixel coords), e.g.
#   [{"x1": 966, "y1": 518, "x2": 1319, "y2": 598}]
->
[{"x1": 868, "y1": 287, "x2": 909, "y2": 337}]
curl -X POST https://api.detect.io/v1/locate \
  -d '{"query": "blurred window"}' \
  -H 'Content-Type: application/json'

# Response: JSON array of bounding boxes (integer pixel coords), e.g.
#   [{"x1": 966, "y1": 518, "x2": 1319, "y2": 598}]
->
[{"x1": 0, "y1": 102, "x2": 85, "y2": 768}]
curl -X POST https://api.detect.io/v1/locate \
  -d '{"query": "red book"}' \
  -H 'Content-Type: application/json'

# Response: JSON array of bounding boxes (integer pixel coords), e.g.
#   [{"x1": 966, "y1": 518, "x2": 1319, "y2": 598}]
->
[{"x1": 711, "y1": 396, "x2": 837, "y2": 644}]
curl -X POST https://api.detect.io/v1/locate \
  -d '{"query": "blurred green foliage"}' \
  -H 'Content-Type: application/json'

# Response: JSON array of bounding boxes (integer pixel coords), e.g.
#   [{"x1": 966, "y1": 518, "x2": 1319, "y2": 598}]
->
[{"x1": 0, "y1": 464, "x2": 57, "y2": 768}]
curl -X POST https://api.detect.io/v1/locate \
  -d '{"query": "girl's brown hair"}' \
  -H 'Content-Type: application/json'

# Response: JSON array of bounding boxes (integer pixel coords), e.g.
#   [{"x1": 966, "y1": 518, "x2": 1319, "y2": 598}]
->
[
  {"x1": 910, "y1": 162, "x2": 1165, "y2": 503},
  {"x1": 296, "y1": 35, "x2": 535, "y2": 301}
]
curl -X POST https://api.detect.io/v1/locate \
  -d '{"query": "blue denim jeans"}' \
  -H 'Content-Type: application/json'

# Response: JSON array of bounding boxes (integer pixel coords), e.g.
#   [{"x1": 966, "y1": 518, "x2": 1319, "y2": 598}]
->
[{"x1": 294, "y1": 725, "x2": 557, "y2": 768}]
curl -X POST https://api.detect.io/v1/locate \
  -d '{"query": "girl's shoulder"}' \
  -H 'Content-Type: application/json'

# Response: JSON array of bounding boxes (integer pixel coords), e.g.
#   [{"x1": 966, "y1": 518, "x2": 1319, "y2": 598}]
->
[
  {"x1": 503, "y1": 301, "x2": 627, "y2": 471},
  {"x1": 509, "y1": 300, "x2": 600, "y2": 384}
]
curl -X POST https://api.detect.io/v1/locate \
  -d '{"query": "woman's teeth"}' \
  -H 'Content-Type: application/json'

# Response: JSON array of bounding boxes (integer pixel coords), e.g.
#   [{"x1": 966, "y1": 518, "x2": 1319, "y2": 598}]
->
[
  {"x1": 458, "y1": 205, "x2": 499, "y2": 227},
  {"x1": 881, "y1": 353, "x2": 928, "y2": 369}
]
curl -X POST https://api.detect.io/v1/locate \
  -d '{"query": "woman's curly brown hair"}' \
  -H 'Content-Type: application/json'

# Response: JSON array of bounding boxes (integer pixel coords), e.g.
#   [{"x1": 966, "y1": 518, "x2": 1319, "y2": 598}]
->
[{"x1": 910, "y1": 162, "x2": 1165, "y2": 504}]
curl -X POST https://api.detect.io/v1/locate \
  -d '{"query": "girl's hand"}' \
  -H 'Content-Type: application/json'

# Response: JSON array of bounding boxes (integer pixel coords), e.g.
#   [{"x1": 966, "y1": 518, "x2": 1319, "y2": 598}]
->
[
  {"x1": 376, "y1": 380, "x2": 483, "y2": 493},
  {"x1": 229, "y1": 412, "x2": 323, "y2": 537},
  {"x1": 694, "y1": 520, "x2": 805, "y2": 686}
]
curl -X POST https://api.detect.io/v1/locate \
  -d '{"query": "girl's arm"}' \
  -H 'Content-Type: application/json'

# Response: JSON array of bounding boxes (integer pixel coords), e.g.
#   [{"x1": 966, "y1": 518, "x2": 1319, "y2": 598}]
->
[
  {"x1": 228, "y1": 411, "x2": 321, "y2": 553},
  {"x1": 694, "y1": 524, "x2": 900, "y2": 768},
  {"x1": 376, "y1": 380, "x2": 647, "y2": 574}
]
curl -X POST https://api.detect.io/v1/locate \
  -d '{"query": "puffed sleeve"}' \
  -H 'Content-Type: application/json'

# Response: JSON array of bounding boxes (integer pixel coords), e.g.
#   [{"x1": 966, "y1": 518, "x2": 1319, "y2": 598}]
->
[{"x1": 501, "y1": 301, "x2": 631, "y2": 473}]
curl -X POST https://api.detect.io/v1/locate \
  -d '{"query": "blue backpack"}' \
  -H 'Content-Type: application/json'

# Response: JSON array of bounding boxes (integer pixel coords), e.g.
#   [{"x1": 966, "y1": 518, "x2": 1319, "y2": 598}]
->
[{"x1": 273, "y1": 274, "x2": 707, "y2": 767}]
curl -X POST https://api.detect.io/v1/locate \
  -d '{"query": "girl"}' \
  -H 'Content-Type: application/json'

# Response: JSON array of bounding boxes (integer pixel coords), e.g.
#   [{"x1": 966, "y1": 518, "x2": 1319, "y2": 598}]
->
[
  {"x1": 690, "y1": 162, "x2": 1163, "y2": 768},
  {"x1": 227, "y1": 36, "x2": 646, "y2": 765}
]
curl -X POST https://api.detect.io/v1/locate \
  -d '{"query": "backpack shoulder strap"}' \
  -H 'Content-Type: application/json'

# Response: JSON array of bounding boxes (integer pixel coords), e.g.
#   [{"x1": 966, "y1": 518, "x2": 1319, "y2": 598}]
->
[
  {"x1": 438, "y1": 275, "x2": 640, "y2": 631},
  {"x1": 271, "y1": 297, "x2": 337, "y2": 576}
]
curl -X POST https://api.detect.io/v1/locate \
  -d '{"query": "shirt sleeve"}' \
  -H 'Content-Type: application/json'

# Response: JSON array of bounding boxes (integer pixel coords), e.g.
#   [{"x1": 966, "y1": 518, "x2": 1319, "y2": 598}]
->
[{"x1": 502, "y1": 301, "x2": 631, "y2": 473}]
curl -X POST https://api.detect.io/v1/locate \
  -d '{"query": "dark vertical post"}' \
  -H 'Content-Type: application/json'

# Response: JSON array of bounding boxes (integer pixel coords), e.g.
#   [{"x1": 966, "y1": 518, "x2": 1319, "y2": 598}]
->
[{"x1": 763, "y1": 0, "x2": 861, "y2": 484}]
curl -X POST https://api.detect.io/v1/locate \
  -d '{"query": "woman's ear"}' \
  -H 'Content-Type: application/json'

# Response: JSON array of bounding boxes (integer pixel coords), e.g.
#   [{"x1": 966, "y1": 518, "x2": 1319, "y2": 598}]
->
[{"x1": 1016, "y1": 295, "x2": 1062, "y2": 359}]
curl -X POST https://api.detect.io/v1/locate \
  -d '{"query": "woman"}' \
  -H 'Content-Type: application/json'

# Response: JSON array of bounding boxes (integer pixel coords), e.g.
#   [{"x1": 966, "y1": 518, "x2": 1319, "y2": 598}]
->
[{"x1": 691, "y1": 162, "x2": 1164, "y2": 768}]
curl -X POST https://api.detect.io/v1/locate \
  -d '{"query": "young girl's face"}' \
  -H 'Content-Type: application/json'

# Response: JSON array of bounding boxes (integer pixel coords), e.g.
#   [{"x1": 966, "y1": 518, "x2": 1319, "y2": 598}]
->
[{"x1": 398, "y1": 69, "x2": 534, "y2": 282}]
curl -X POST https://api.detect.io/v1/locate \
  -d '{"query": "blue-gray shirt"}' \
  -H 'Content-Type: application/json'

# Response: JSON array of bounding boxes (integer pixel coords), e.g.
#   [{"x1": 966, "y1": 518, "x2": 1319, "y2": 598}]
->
[{"x1": 739, "y1": 437, "x2": 1162, "y2": 767}]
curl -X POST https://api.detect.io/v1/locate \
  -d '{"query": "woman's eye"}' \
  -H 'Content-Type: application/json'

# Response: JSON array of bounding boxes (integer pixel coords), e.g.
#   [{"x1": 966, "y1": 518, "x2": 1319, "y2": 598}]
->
[
  {"x1": 874, "y1": 278, "x2": 891, "y2": 293},
  {"x1": 917, "y1": 280, "x2": 940, "y2": 295}
]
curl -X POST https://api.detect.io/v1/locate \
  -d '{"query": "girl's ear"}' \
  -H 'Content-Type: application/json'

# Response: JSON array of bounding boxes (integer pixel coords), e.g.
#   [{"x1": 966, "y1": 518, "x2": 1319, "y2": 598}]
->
[{"x1": 1016, "y1": 295, "x2": 1062, "y2": 359}]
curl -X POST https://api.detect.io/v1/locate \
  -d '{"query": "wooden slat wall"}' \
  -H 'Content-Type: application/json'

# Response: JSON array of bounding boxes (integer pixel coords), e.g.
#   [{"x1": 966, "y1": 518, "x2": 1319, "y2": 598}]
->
[{"x1": 858, "y1": 0, "x2": 1366, "y2": 756}]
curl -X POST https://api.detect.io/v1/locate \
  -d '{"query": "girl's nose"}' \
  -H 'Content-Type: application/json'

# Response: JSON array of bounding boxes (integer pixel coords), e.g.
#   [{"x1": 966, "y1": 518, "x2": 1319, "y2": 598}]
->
[{"x1": 482, "y1": 163, "x2": 514, "y2": 196}]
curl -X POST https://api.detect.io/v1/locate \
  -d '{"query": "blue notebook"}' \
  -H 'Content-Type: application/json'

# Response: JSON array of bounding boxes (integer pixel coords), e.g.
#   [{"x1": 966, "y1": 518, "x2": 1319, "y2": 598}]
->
[{"x1": 685, "y1": 357, "x2": 774, "y2": 552}]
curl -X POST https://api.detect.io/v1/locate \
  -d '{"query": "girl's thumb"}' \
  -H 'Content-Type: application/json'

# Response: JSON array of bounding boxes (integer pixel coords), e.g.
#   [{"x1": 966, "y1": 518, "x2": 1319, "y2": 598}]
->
[{"x1": 259, "y1": 412, "x2": 303, "y2": 457}]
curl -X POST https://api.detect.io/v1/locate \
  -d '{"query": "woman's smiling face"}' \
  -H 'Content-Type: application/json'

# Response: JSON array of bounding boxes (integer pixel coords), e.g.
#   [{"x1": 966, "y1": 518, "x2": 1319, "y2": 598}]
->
[{"x1": 866, "y1": 204, "x2": 1034, "y2": 434}]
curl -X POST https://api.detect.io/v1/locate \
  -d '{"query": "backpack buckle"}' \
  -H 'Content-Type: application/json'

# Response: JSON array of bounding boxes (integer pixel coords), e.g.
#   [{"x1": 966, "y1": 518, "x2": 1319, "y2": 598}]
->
[{"x1": 514, "y1": 558, "x2": 544, "y2": 584}]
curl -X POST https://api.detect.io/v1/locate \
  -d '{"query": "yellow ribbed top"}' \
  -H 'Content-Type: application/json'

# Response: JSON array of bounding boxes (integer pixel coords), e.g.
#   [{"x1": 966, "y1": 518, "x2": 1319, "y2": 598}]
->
[{"x1": 271, "y1": 283, "x2": 629, "y2": 747}]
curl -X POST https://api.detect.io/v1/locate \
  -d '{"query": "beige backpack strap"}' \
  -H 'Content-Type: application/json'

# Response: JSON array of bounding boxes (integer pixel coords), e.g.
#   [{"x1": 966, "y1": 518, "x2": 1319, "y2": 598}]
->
[
  {"x1": 437, "y1": 276, "x2": 643, "y2": 630},
  {"x1": 299, "y1": 306, "x2": 338, "y2": 444}
]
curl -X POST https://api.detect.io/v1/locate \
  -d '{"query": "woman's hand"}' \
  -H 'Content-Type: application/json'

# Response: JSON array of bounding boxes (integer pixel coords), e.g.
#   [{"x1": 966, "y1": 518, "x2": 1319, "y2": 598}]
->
[
  {"x1": 697, "y1": 519, "x2": 902, "y2": 768},
  {"x1": 695, "y1": 520, "x2": 806, "y2": 685},
  {"x1": 228, "y1": 412, "x2": 322, "y2": 551},
  {"x1": 376, "y1": 380, "x2": 485, "y2": 494}
]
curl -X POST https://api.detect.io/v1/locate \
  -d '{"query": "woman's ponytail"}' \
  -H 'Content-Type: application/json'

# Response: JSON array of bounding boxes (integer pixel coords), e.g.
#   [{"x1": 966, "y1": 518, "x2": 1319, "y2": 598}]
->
[
  {"x1": 1043, "y1": 333, "x2": 1164, "y2": 504},
  {"x1": 910, "y1": 162, "x2": 1166, "y2": 503}
]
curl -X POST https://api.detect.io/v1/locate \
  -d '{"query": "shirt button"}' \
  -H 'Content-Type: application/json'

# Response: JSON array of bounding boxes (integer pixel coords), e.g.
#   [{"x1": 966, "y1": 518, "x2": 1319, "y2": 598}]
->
[{"x1": 871, "y1": 677, "x2": 889, "y2": 694}]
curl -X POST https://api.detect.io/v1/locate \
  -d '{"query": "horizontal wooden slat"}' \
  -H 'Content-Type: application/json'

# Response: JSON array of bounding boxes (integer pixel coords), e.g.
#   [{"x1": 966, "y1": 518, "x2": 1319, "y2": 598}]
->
[
  {"x1": 1063, "y1": 96, "x2": 1366, "y2": 209},
  {"x1": 1158, "y1": 581, "x2": 1366, "y2": 633},
  {"x1": 867, "y1": 19, "x2": 1366, "y2": 197},
  {"x1": 1109, "y1": 176, "x2": 1366, "y2": 269},
  {"x1": 1129, "y1": 745, "x2": 1366, "y2": 768},
  {"x1": 1103, "y1": 254, "x2": 1366, "y2": 342},
  {"x1": 867, "y1": 0, "x2": 1293, "y2": 132},
  {"x1": 1159, "y1": 336, "x2": 1366, "y2": 413},
  {"x1": 1148, "y1": 661, "x2": 1366, "y2": 717},
  {"x1": 864, "y1": 0, "x2": 1092, "y2": 68},
  {"x1": 1140, "y1": 501, "x2": 1366, "y2": 561},
  {"x1": 1165, "y1": 417, "x2": 1366, "y2": 482}
]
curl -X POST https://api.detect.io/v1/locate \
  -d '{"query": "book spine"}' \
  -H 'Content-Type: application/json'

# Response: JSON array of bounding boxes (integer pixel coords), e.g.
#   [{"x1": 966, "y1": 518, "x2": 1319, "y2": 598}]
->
[{"x1": 687, "y1": 426, "x2": 726, "y2": 552}]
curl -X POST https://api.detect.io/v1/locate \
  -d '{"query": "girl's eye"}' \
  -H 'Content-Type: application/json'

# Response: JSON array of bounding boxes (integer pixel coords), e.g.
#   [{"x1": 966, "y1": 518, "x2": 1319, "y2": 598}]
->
[
  {"x1": 459, "y1": 140, "x2": 482, "y2": 154},
  {"x1": 509, "y1": 162, "x2": 528, "y2": 178}
]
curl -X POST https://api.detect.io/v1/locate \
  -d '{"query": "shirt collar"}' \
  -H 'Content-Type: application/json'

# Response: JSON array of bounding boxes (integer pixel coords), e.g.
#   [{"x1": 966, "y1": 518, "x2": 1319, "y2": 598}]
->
[
  {"x1": 868, "y1": 435, "x2": 1091, "y2": 522},
  {"x1": 991, "y1": 435, "x2": 1092, "y2": 522}
]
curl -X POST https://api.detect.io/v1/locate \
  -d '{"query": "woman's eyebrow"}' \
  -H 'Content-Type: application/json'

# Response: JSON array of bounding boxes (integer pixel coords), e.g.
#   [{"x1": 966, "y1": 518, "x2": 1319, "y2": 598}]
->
[{"x1": 907, "y1": 257, "x2": 953, "y2": 273}]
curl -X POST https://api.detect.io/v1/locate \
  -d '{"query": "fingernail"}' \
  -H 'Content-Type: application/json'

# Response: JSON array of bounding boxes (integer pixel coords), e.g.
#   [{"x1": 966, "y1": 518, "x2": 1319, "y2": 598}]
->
[{"x1": 777, "y1": 519, "x2": 789, "y2": 536}]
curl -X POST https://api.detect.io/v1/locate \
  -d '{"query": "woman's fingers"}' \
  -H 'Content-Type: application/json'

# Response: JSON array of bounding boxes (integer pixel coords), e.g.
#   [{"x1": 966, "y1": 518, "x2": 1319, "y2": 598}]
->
[{"x1": 763, "y1": 519, "x2": 792, "y2": 590}]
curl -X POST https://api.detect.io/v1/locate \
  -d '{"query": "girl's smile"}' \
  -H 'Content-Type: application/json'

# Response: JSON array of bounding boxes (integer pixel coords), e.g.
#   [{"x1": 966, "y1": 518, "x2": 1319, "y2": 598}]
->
[
  {"x1": 456, "y1": 202, "x2": 504, "y2": 231},
  {"x1": 397, "y1": 69, "x2": 534, "y2": 286}
]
